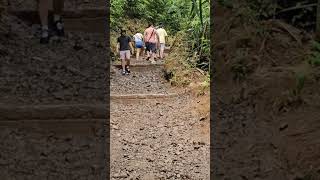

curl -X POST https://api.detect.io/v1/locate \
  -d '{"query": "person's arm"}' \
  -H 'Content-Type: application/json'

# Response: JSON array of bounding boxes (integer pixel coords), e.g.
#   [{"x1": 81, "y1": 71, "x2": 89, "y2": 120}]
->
[
  {"x1": 130, "y1": 42, "x2": 134, "y2": 53},
  {"x1": 156, "y1": 31, "x2": 160, "y2": 45},
  {"x1": 129, "y1": 37, "x2": 134, "y2": 53},
  {"x1": 116, "y1": 38, "x2": 120, "y2": 54},
  {"x1": 143, "y1": 31, "x2": 147, "y2": 43},
  {"x1": 164, "y1": 30, "x2": 168, "y2": 44}
]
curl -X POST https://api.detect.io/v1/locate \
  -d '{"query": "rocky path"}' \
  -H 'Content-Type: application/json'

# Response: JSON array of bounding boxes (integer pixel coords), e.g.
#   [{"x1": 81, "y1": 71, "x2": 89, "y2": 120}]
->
[
  {"x1": 110, "y1": 59, "x2": 210, "y2": 179},
  {"x1": 0, "y1": 11, "x2": 108, "y2": 179}
]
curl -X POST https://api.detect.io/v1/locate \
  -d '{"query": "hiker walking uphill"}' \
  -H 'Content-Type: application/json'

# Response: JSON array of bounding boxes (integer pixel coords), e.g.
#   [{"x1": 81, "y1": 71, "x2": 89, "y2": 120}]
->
[
  {"x1": 38, "y1": 0, "x2": 65, "y2": 44},
  {"x1": 133, "y1": 32, "x2": 144, "y2": 61},
  {"x1": 117, "y1": 29, "x2": 134, "y2": 75},
  {"x1": 156, "y1": 24, "x2": 168, "y2": 59},
  {"x1": 144, "y1": 23, "x2": 160, "y2": 64}
]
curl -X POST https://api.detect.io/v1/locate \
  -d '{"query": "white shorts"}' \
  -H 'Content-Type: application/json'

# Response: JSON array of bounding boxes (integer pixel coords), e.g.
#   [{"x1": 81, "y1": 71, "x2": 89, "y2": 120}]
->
[
  {"x1": 120, "y1": 50, "x2": 130, "y2": 60},
  {"x1": 160, "y1": 43, "x2": 165, "y2": 51}
]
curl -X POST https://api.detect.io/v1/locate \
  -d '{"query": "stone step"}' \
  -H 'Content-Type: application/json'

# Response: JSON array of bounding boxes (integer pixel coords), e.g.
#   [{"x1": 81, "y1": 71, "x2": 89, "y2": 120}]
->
[
  {"x1": 110, "y1": 91, "x2": 188, "y2": 100},
  {"x1": 8, "y1": 9, "x2": 108, "y2": 33},
  {"x1": 0, "y1": 103, "x2": 107, "y2": 120},
  {"x1": 0, "y1": 90, "x2": 189, "y2": 120},
  {"x1": 112, "y1": 63, "x2": 164, "y2": 72},
  {"x1": 0, "y1": 119, "x2": 105, "y2": 135}
]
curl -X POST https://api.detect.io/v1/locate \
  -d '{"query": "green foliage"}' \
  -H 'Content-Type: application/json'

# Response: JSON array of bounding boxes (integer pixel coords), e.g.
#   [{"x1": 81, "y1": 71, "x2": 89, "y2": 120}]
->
[
  {"x1": 293, "y1": 72, "x2": 306, "y2": 96},
  {"x1": 111, "y1": 0, "x2": 210, "y2": 72},
  {"x1": 217, "y1": 0, "x2": 233, "y2": 8},
  {"x1": 308, "y1": 41, "x2": 320, "y2": 67},
  {"x1": 110, "y1": 0, "x2": 125, "y2": 29}
]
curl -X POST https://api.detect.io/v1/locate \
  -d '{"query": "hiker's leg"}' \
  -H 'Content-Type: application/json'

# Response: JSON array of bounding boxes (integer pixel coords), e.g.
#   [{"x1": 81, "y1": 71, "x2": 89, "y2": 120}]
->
[
  {"x1": 141, "y1": 47, "x2": 145, "y2": 58},
  {"x1": 126, "y1": 50, "x2": 131, "y2": 66},
  {"x1": 150, "y1": 43, "x2": 156, "y2": 62},
  {"x1": 53, "y1": 0, "x2": 65, "y2": 36},
  {"x1": 160, "y1": 43, "x2": 165, "y2": 59},
  {"x1": 136, "y1": 48, "x2": 141, "y2": 60},
  {"x1": 120, "y1": 51, "x2": 126, "y2": 71},
  {"x1": 39, "y1": 0, "x2": 50, "y2": 43},
  {"x1": 146, "y1": 43, "x2": 151, "y2": 59},
  {"x1": 126, "y1": 50, "x2": 131, "y2": 73},
  {"x1": 39, "y1": 0, "x2": 49, "y2": 27},
  {"x1": 53, "y1": 0, "x2": 64, "y2": 19}
]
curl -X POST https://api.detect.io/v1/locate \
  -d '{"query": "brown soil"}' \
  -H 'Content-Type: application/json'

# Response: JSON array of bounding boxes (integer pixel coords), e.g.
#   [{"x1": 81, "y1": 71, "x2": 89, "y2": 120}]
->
[{"x1": 213, "y1": 4, "x2": 320, "y2": 179}]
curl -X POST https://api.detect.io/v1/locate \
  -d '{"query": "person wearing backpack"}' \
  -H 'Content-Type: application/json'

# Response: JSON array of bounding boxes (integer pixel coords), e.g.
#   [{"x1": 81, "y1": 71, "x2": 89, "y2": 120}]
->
[
  {"x1": 144, "y1": 23, "x2": 160, "y2": 64},
  {"x1": 133, "y1": 32, "x2": 144, "y2": 61}
]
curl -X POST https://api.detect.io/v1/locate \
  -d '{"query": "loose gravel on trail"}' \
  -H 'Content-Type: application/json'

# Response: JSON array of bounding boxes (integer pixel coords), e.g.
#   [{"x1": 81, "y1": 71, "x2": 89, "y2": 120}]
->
[
  {"x1": 110, "y1": 96, "x2": 210, "y2": 179},
  {"x1": 0, "y1": 125, "x2": 106, "y2": 179},
  {"x1": 0, "y1": 15, "x2": 107, "y2": 105},
  {"x1": 1, "y1": 11, "x2": 108, "y2": 180},
  {"x1": 110, "y1": 65, "x2": 173, "y2": 95}
]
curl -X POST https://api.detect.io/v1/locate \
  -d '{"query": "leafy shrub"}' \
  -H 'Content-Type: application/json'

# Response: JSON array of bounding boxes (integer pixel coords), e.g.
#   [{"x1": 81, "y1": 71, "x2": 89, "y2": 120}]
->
[{"x1": 308, "y1": 41, "x2": 320, "y2": 67}]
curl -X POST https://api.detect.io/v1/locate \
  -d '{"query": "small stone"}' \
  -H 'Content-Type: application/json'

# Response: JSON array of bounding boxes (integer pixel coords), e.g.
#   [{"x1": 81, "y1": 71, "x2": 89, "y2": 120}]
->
[
  {"x1": 279, "y1": 123, "x2": 288, "y2": 131},
  {"x1": 112, "y1": 125, "x2": 119, "y2": 130}
]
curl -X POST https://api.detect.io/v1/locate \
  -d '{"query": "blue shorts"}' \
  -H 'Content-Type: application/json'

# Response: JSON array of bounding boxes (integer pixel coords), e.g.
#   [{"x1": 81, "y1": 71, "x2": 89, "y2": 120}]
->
[{"x1": 135, "y1": 41, "x2": 143, "y2": 48}]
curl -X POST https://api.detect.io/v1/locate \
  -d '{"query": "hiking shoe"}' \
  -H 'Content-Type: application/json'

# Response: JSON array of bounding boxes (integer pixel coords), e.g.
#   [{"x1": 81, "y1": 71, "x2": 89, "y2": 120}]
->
[
  {"x1": 122, "y1": 70, "x2": 126, "y2": 75},
  {"x1": 126, "y1": 67, "x2": 131, "y2": 74},
  {"x1": 53, "y1": 19, "x2": 65, "y2": 37},
  {"x1": 40, "y1": 29, "x2": 49, "y2": 44}
]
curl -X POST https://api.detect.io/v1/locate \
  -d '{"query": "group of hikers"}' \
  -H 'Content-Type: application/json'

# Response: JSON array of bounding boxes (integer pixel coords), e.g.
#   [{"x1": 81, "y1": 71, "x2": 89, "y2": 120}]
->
[
  {"x1": 36, "y1": 1, "x2": 169, "y2": 76},
  {"x1": 116, "y1": 23, "x2": 168, "y2": 75}
]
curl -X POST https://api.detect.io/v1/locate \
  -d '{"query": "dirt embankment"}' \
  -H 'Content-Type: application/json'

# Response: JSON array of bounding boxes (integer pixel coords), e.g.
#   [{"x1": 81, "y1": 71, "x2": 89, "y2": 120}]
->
[{"x1": 213, "y1": 4, "x2": 320, "y2": 180}]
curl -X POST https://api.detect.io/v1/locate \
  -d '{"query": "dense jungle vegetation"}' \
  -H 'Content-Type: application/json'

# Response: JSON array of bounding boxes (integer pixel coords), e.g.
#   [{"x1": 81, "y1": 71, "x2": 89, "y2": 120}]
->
[{"x1": 111, "y1": 0, "x2": 210, "y2": 72}]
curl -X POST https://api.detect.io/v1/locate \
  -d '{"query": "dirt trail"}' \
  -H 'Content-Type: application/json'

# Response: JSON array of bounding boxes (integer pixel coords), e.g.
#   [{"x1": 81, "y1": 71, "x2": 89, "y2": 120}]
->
[
  {"x1": 110, "y1": 58, "x2": 210, "y2": 179},
  {"x1": 0, "y1": 7, "x2": 108, "y2": 179}
]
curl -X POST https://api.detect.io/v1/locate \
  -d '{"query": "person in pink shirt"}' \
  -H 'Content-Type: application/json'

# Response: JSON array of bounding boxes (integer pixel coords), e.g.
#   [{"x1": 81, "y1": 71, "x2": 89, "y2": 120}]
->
[{"x1": 144, "y1": 23, "x2": 160, "y2": 64}]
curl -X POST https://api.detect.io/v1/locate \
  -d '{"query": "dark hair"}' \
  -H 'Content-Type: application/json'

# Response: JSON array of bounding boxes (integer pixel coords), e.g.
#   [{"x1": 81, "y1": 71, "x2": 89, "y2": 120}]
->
[
  {"x1": 121, "y1": 29, "x2": 126, "y2": 34},
  {"x1": 148, "y1": 23, "x2": 153, "y2": 27}
]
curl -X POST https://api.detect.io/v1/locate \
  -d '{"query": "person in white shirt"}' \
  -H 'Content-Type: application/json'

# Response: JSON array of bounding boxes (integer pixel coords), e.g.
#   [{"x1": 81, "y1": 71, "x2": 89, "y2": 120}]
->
[
  {"x1": 156, "y1": 24, "x2": 168, "y2": 59},
  {"x1": 133, "y1": 32, "x2": 144, "y2": 61}
]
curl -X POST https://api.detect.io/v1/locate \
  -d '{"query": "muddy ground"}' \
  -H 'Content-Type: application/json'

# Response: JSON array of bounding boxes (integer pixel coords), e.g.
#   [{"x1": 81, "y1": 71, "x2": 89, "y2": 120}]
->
[{"x1": 213, "y1": 4, "x2": 320, "y2": 180}]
